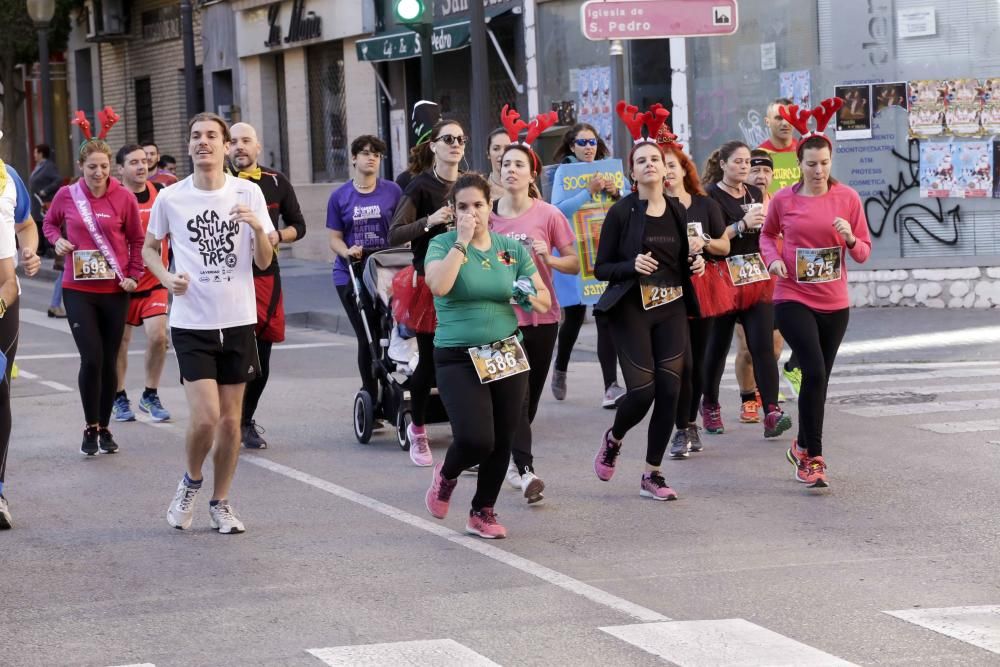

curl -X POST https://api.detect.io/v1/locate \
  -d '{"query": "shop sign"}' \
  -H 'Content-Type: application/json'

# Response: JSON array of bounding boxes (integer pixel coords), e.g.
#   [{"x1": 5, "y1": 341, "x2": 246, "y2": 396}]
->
[
  {"x1": 265, "y1": 0, "x2": 322, "y2": 48},
  {"x1": 434, "y1": 0, "x2": 520, "y2": 20},
  {"x1": 356, "y1": 22, "x2": 471, "y2": 62},
  {"x1": 580, "y1": 0, "x2": 738, "y2": 41}
]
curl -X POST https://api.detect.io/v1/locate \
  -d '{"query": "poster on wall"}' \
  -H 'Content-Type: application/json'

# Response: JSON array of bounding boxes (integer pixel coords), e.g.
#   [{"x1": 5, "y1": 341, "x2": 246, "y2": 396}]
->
[
  {"x1": 576, "y1": 67, "x2": 614, "y2": 154},
  {"x1": 919, "y1": 141, "x2": 955, "y2": 198},
  {"x1": 980, "y1": 78, "x2": 1000, "y2": 135},
  {"x1": 908, "y1": 80, "x2": 948, "y2": 138},
  {"x1": 945, "y1": 78, "x2": 984, "y2": 137},
  {"x1": 550, "y1": 158, "x2": 628, "y2": 305},
  {"x1": 953, "y1": 141, "x2": 993, "y2": 197},
  {"x1": 873, "y1": 83, "x2": 908, "y2": 117},
  {"x1": 835, "y1": 84, "x2": 873, "y2": 140},
  {"x1": 993, "y1": 141, "x2": 1000, "y2": 199},
  {"x1": 779, "y1": 70, "x2": 811, "y2": 107}
]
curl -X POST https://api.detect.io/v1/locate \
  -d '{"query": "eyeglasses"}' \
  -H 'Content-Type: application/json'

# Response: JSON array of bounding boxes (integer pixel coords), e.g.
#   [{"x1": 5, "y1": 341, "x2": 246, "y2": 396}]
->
[
  {"x1": 574, "y1": 138, "x2": 598, "y2": 147},
  {"x1": 358, "y1": 150, "x2": 382, "y2": 159},
  {"x1": 435, "y1": 134, "x2": 468, "y2": 146}
]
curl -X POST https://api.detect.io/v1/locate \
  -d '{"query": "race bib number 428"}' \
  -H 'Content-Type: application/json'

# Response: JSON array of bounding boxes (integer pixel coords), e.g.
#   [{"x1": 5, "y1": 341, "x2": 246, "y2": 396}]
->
[
  {"x1": 726, "y1": 253, "x2": 769, "y2": 286},
  {"x1": 796, "y1": 246, "x2": 842, "y2": 283},
  {"x1": 468, "y1": 335, "x2": 531, "y2": 384},
  {"x1": 72, "y1": 250, "x2": 115, "y2": 281}
]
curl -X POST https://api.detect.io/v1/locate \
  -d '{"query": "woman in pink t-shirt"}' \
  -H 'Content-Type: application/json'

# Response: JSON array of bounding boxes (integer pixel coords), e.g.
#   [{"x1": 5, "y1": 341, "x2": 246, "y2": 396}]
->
[
  {"x1": 489, "y1": 142, "x2": 578, "y2": 505},
  {"x1": 761, "y1": 128, "x2": 871, "y2": 490}
]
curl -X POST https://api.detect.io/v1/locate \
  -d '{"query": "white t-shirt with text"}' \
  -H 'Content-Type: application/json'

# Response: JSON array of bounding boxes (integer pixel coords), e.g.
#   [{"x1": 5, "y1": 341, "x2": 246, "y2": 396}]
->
[{"x1": 147, "y1": 174, "x2": 274, "y2": 329}]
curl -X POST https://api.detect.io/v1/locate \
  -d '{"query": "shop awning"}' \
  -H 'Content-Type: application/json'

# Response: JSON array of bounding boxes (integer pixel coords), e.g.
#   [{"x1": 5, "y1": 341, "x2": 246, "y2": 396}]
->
[{"x1": 356, "y1": 7, "x2": 514, "y2": 63}]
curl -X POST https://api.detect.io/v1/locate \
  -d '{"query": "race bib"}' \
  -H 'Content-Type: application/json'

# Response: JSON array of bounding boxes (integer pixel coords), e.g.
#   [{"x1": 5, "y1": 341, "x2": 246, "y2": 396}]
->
[
  {"x1": 796, "y1": 246, "x2": 843, "y2": 284},
  {"x1": 687, "y1": 222, "x2": 704, "y2": 238},
  {"x1": 726, "y1": 253, "x2": 769, "y2": 286},
  {"x1": 73, "y1": 250, "x2": 116, "y2": 281},
  {"x1": 468, "y1": 335, "x2": 531, "y2": 384},
  {"x1": 640, "y1": 279, "x2": 683, "y2": 310}
]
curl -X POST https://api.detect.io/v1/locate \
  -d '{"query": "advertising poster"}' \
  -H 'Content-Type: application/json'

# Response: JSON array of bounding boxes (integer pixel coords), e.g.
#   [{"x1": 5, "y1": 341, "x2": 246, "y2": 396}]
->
[
  {"x1": 908, "y1": 80, "x2": 948, "y2": 138},
  {"x1": 551, "y1": 158, "x2": 629, "y2": 304},
  {"x1": 946, "y1": 78, "x2": 984, "y2": 137},
  {"x1": 835, "y1": 84, "x2": 873, "y2": 140},
  {"x1": 993, "y1": 140, "x2": 1000, "y2": 199},
  {"x1": 779, "y1": 70, "x2": 811, "y2": 107},
  {"x1": 983, "y1": 79, "x2": 1000, "y2": 135},
  {"x1": 919, "y1": 142, "x2": 955, "y2": 198},
  {"x1": 873, "y1": 83, "x2": 908, "y2": 117},
  {"x1": 953, "y1": 141, "x2": 993, "y2": 198},
  {"x1": 769, "y1": 152, "x2": 800, "y2": 193},
  {"x1": 576, "y1": 67, "x2": 614, "y2": 154}
]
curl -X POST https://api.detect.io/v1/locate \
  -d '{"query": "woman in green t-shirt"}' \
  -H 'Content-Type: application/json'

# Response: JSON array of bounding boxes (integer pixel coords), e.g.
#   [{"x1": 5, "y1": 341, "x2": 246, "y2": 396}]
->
[{"x1": 422, "y1": 173, "x2": 550, "y2": 539}]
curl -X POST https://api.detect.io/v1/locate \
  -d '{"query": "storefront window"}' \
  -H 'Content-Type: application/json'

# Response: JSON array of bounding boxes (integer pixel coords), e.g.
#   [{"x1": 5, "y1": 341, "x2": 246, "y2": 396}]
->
[{"x1": 307, "y1": 41, "x2": 348, "y2": 182}]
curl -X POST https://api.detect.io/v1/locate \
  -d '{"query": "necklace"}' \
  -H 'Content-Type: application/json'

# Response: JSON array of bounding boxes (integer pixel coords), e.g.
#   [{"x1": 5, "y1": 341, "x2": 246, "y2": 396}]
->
[
  {"x1": 719, "y1": 179, "x2": 744, "y2": 197},
  {"x1": 432, "y1": 165, "x2": 455, "y2": 184},
  {"x1": 353, "y1": 178, "x2": 376, "y2": 192}
]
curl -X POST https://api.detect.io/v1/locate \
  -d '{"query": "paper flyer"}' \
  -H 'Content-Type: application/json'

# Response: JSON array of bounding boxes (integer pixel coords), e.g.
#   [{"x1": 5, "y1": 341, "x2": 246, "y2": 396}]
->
[
  {"x1": 945, "y1": 78, "x2": 984, "y2": 137},
  {"x1": 576, "y1": 66, "x2": 614, "y2": 154},
  {"x1": 835, "y1": 84, "x2": 873, "y2": 140},
  {"x1": 953, "y1": 141, "x2": 993, "y2": 198},
  {"x1": 908, "y1": 80, "x2": 948, "y2": 138},
  {"x1": 919, "y1": 141, "x2": 955, "y2": 198},
  {"x1": 994, "y1": 141, "x2": 1000, "y2": 199},
  {"x1": 980, "y1": 78, "x2": 1000, "y2": 135},
  {"x1": 873, "y1": 83, "x2": 908, "y2": 117},
  {"x1": 779, "y1": 70, "x2": 811, "y2": 107}
]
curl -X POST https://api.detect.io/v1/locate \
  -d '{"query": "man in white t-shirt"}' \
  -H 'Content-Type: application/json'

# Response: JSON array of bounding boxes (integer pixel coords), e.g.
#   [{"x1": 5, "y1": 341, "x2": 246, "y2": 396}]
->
[{"x1": 144, "y1": 112, "x2": 275, "y2": 534}]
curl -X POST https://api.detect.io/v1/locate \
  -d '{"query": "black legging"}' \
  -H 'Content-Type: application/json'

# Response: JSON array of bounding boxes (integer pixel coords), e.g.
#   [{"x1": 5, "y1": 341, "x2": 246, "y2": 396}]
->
[
  {"x1": 702, "y1": 300, "x2": 779, "y2": 409},
  {"x1": 676, "y1": 316, "x2": 713, "y2": 428},
  {"x1": 775, "y1": 302, "x2": 849, "y2": 458},
  {"x1": 242, "y1": 338, "x2": 273, "y2": 424},
  {"x1": 63, "y1": 289, "x2": 129, "y2": 427},
  {"x1": 336, "y1": 282, "x2": 378, "y2": 397},
  {"x1": 511, "y1": 323, "x2": 558, "y2": 474},
  {"x1": 0, "y1": 300, "x2": 20, "y2": 485},
  {"x1": 411, "y1": 332, "x2": 436, "y2": 426},
  {"x1": 436, "y1": 346, "x2": 529, "y2": 510},
  {"x1": 554, "y1": 305, "x2": 618, "y2": 389},
  {"x1": 608, "y1": 293, "x2": 689, "y2": 467}
]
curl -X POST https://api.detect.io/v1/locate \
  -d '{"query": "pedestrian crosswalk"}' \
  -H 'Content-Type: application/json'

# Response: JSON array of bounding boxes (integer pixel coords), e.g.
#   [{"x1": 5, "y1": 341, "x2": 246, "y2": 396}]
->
[
  {"x1": 308, "y1": 639, "x2": 502, "y2": 665},
  {"x1": 884, "y1": 606, "x2": 1000, "y2": 656}
]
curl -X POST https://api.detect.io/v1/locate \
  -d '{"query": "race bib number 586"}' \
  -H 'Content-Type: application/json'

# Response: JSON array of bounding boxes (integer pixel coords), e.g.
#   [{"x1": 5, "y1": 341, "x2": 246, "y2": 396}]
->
[
  {"x1": 468, "y1": 335, "x2": 531, "y2": 384},
  {"x1": 796, "y1": 246, "x2": 842, "y2": 283}
]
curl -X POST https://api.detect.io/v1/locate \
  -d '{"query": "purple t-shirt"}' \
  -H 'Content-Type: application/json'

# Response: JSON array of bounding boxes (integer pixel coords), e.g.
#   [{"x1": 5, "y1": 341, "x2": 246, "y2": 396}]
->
[{"x1": 326, "y1": 179, "x2": 402, "y2": 286}]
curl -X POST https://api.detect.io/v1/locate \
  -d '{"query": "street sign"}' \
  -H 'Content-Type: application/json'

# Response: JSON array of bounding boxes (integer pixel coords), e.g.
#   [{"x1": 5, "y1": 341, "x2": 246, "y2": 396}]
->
[{"x1": 581, "y1": 0, "x2": 739, "y2": 41}]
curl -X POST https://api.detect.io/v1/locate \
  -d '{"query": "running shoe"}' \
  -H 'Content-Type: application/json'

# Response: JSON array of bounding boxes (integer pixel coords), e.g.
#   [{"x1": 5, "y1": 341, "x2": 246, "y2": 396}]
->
[
  {"x1": 81, "y1": 426, "x2": 100, "y2": 456},
  {"x1": 778, "y1": 391, "x2": 786, "y2": 403},
  {"x1": 520, "y1": 471, "x2": 545, "y2": 504},
  {"x1": 669, "y1": 430, "x2": 690, "y2": 459},
  {"x1": 763, "y1": 407, "x2": 792, "y2": 438},
  {"x1": 242, "y1": 420, "x2": 267, "y2": 449},
  {"x1": 783, "y1": 366, "x2": 802, "y2": 396},
  {"x1": 209, "y1": 502, "x2": 246, "y2": 534},
  {"x1": 47, "y1": 306, "x2": 66, "y2": 318},
  {"x1": 755, "y1": 389, "x2": 762, "y2": 408},
  {"x1": 700, "y1": 400, "x2": 725, "y2": 434},
  {"x1": 425, "y1": 463, "x2": 457, "y2": 519},
  {"x1": 686, "y1": 424, "x2": 704, "y2": 452},
  {"x1": 551, "y1": 369, "x2": 568, "y2": 401},
  {"x1": 602, "y1": 382, "x2": 626, "y2": 409},
  {"x1": 594, "y1": 428, "x2": 622, "y2": 481},
  {"x1": 466, "y1": 507, "x2": 507, "y2": 539},
  {"x1": 797, "y1": 456, "x2": 829, "y2": 488},
  {"x1": 139, "y1": 393, "x2": 171, "y2": 422},
  {"x1": 10, "y1": 362, "x2": 17, "y2": 380},
  {"x1": 786, "y1": 438, "x2": 808, "y2": 471},
  {"x1": 0, "y1": 495, "x2": 11, "y2": 529},
  {"x1": 505, "y1": 460, "x2": 522, "y2": 489},
  {"x1": 98, "y1": 428, "x2": 119, "y2": 454},
  {"x1": 408, "y1": 423, "x2": 433, "y2": 467},
  {"x1": 740, "y1": 400, "x2": 761, "y2": 423},
  {"x1": 166, "y1": 479, "x2": 200, "y2": 530},
  {"x1": 112, "y1": 395, "x2": 136, "y2": 422},
  {"x1": 640, "y1": 471, "x2": 678, "y2": 501}
]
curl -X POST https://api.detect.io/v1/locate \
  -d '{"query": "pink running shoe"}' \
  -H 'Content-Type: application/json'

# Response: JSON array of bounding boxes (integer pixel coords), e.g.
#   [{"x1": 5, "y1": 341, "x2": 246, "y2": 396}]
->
[
  {"x1": 786, "y1": 438, "x2": 808, "y2": 479},
  {"x1": 799, "y1": 456, "x2": 829, "y2": 488},
  {"x1": 425, "y1": 463, "x2": 457, "y2": 519},
  {"x1": 466, "y1": 507, "x2": 507, "y2": 539},
  {"x1": 594, "y1": 428, "x2": 622, "y2": 481},
  {"x1": 763, "y1": 405, "x2": 792, "y2": 439},
  {"x1": 700, "y1": 400, "x2": 725, "y2": 434},
  {"x1": 640, "y1": 471, "x2": 678, "y2": 501},
  {"x1": 408, "y1": 423, "x2": 433, "y2": 467}
]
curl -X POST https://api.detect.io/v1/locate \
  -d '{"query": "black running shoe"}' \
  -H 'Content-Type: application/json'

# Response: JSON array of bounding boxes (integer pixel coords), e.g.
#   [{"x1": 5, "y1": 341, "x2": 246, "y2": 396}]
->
[
  {"x1": 99, "y1": 428, "x2": 119, "y2": 454},
  {"x1": 242, "y1": 421, "x2": 268, "y2": 449},
  {"x1": 81, "y1": 426, "x2": 100, "y2": 456}
]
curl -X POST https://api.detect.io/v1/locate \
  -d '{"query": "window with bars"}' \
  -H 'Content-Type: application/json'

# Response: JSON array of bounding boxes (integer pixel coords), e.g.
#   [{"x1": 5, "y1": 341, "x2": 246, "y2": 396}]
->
[
  {"x1": 135, "y1": 77, "x2": 153, "y2": 141},
  {"x1": 307, "y1": 42, "x2": 348, "y2": 182}
]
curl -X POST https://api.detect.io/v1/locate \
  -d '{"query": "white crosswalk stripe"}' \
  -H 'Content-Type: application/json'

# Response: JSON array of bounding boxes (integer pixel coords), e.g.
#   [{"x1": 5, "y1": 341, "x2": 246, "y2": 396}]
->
[
  {"x1": 884, "y1": 606, "x2": 1000, "y2": 656},
  {"x1": 841, "y1": 398, "x2": 1000, "y2": 418},
  {"x1": 600, "y1": 619, "x2": 856, "y2": 666},
  {"x1": 916, "y1": 419, "x2": 1000, "y2": 434},
  {"x1": 827, "y1": 381, "x2": 1000, "y2": 399},
  {"x1": 828, "y1": 367, "x2": 1000, "y2": 386},
  {"x1": 308, "y1": 639, "x2": 501, "y2": 666}
]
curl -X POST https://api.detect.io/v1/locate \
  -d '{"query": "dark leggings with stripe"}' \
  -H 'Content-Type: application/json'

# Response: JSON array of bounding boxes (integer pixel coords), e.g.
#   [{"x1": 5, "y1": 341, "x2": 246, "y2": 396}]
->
[
  {"x1": 63, "y1": 289, "x2": 129, "y2": 427},
  {"x1": 0, "y1": 300, "x2": 19, "y2": 485},
  {"x1": 676, "y1": 316, "x2": 713, "y2": 428},
  {"x1": 608, "y1": 293, "x2": 690, "y2": 467},
  {"x1": 702, "y1": 300, "x2": 779, "y2": 409}
]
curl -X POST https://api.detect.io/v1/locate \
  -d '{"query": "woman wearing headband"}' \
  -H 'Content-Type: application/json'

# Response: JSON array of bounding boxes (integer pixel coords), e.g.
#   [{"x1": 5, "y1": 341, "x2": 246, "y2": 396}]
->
[
  {"x1": 43, "y1": 109, "x2": 145, "y2": 456},
  {"x1": 761, "y1": 99, "x2": 871, "y2": 489}
]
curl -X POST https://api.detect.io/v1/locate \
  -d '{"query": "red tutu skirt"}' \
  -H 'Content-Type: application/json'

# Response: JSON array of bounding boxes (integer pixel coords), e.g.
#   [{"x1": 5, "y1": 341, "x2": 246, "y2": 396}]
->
[
  {"x1": 733, "y1": 274, "x2": 777, "y2": 311},
  {"x1": 691, "y1": 260, "x2": 736, "y2": 318},
  {"x1": 392, "y1": 265, "x2": 437, "y2": 333}
]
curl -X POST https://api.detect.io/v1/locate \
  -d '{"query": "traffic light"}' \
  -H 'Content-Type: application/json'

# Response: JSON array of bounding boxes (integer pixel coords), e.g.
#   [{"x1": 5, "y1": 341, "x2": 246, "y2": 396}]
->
[{"x1": 394, "y1": 0, "x2": 429, "y2": 25}]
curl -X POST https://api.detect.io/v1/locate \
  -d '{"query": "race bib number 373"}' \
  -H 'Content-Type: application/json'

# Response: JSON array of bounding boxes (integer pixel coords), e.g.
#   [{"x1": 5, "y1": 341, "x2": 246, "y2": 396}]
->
[
  {"x1": 726, "y1": 253, "x2": 769, "y2": 286},
  {"x1": 468, "y1": 335, "x2": 531, "y2": 384},
  {"x1": 72, "y1": 250, "x2": 115, "y2": 281},
  {"x1": 796, "y1": 246, "x2": 843, "y2": 284}
]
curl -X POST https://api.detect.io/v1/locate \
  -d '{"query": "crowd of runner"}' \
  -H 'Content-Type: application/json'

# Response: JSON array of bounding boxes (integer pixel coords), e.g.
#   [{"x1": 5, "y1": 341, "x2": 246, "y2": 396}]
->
[{"x1": 0, "y1": 94, "x2": 870, "y2": 538}]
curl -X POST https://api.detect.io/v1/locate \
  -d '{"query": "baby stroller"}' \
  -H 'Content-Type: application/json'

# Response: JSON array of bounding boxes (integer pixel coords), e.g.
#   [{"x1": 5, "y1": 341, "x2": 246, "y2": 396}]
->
[{"x1": 349, "y1": 248, "x2": 448, "y2": 449}]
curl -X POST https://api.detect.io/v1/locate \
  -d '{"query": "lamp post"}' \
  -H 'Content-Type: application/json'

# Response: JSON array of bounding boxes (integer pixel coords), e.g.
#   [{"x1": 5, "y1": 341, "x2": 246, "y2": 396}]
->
[{"x1": 26, "y1": 0, "x2": 56, "y2": 150}]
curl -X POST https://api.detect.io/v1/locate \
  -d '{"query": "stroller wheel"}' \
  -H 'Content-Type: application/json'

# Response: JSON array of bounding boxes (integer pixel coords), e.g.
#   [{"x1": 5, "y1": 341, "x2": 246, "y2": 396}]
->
[
  {"x1": 354, "y1": 390, "x2": 375, "y2": 444},
  {"x1": 396, "y1": 410, "x2": 412, "y2": 451}
]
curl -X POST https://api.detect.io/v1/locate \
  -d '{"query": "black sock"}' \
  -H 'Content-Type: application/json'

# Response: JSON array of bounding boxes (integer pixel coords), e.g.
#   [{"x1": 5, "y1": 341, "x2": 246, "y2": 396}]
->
[
  {"x1": 115, "y1": 390, "x2": 127, "y2": 400},
  {"x1": 143, "y1": 387, "x2": 157, "y2": 399},
  {"x1": 740, "y1": 391, "x2": 756, "y2": 403}
]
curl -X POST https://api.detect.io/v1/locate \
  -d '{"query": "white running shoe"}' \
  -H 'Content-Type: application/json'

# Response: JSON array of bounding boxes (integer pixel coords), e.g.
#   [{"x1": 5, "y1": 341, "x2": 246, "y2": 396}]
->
[
  {"x1": 520, "y1": 471, "x2": 545, "y2": 504},
  {"x1": 505, "y1": 460, "x2": 522, "y2": 489},
  {"x1": 209, "y1": 502, "x2": 246, "y2": 534},
  {"x1": 0, "y1": 495, "x2": 12, "y2": 529},
  {"x1": 408, "y1": 424, "x2": 433, "y2": 467},
  {"x1": 167, "y1": 480, "x2": 199, "y2": 530}
]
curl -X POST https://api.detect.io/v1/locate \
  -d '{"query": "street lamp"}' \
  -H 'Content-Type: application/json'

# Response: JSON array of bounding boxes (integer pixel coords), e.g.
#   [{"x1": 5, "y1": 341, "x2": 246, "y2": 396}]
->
[{"x1": 26, "y1": 0, "x2": 56, "y2": 150}]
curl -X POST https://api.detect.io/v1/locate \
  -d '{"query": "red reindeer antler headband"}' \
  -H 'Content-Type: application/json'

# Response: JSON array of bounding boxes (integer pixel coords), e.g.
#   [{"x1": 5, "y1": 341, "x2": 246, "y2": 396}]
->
[
  {"x1": 72, "y1": 106, "x2": 121, "y2": 157},
  {"x1": 616, "y1": 101, "x2": 672, "y2": 144},
  {"x1": 499, "y1": 105, "x2": 558, "y2": 171},
  {"x1": 779, "y1": 97, "x2": 843, "y2": 147},
  {"x1": 649, "y1": 103, "x2": 684, "y2": 150}
]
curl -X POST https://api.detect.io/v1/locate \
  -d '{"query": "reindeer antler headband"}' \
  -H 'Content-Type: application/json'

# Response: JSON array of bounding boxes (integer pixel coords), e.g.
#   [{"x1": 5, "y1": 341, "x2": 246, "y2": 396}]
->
[
  {"x1": 72, "y1": 106, "x2": 121, "y2": 157},
  {"x1": 648, "y1": 103, "x2": 684, "y2": 150},
  {"x1": 499, "y1": 105, "x2": 558, "y2": 170},
  {"x1": 778, "y1": 97, "x2": 843, "y2": 148},
  {"x1": 616, "y1": 101, "x2": 670, "y2": 145}
]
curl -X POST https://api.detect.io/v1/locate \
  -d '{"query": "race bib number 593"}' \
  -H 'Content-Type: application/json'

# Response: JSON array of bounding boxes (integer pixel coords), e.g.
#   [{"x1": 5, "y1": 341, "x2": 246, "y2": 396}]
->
[
  {"x1": 468, "y1": 335, "x2": 531, "y2": 384},
  {"x1": 796, "y1": 246, "x2": 842, "y2": 283}
]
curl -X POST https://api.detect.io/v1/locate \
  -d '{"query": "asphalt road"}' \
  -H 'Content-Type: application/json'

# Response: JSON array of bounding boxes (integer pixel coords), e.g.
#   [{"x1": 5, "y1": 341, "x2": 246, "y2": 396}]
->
[{"x1": 3, "y1": 276, "x2": 1000, "y2": 666}]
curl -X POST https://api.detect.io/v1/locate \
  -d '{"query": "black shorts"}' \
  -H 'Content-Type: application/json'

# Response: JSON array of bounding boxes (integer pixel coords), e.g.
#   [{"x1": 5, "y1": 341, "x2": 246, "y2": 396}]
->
[{"x1": 171, "y1": 324, "x2": 260, "y2": 385}]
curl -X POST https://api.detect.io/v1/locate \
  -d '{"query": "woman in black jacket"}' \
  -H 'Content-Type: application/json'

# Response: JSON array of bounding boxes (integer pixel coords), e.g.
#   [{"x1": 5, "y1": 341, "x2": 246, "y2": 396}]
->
[{"x1": 592, "y1": 140, "x2": 705, "y2": 501}]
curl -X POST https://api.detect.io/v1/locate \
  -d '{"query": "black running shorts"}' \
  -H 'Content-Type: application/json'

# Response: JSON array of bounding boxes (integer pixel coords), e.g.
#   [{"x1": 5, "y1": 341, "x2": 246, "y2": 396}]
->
[{"x1": 171, "y1": 324, "x2": 260, "y2": 385}]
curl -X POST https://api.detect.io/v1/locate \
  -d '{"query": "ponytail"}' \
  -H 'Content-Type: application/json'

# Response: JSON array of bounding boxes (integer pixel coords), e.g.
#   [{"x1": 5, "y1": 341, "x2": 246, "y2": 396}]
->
[{"x1": 702, "y1": 149, "x2": 724, "y2": 186}]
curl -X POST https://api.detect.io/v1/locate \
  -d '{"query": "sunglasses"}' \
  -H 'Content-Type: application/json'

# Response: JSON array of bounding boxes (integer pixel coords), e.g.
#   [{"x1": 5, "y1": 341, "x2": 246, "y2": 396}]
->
[
  {"x1": 574, "y1": 138, "x2": 598, "y2": 147},
  {"x1": 435, "y1": 134, "x2": 468, "y2": 146}
]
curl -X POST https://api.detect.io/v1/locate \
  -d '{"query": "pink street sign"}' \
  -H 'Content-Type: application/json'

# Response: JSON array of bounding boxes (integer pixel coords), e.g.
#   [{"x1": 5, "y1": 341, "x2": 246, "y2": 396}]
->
[{"x1": 581, "y1": 0, "x2": 739, "y2": 41}]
